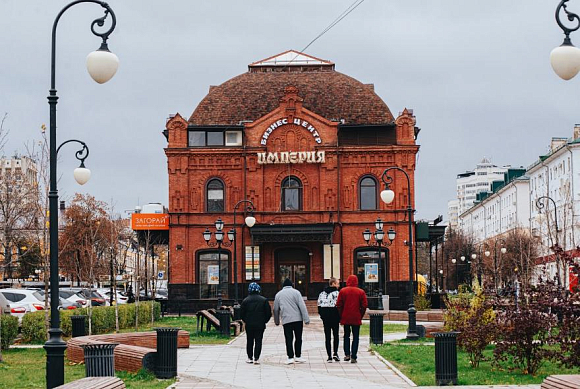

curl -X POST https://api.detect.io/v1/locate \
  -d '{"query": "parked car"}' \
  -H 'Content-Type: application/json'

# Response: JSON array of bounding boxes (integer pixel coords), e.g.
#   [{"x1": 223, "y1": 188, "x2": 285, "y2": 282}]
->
[
  {"x1": 59, "y1": 288, "x2": 106, "y2": 307},
  {"x1": 0, "y1": 288, "x2": 45, "y2": 314},
  {"x1": 97, "y1": 288, "x2": 128, "y2": 305},
  {"x1": 34, "y1": 290, "x2": 82, "y2": 310},
  {"x1": 0, "y1": 290, "x2": 29, "y2": 322}
]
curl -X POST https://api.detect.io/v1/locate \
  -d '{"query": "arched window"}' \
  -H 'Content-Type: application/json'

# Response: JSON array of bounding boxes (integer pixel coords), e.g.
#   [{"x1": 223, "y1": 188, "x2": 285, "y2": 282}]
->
[
  {"x1": 206, "y1": 178, "x2": 224, "y2": 212},
  {"x1": 282, "y1": 176, "x2": 302, "y2": 211},
  {"x1": 359, "y1": 176, "x2": 377, "y2": 210}
]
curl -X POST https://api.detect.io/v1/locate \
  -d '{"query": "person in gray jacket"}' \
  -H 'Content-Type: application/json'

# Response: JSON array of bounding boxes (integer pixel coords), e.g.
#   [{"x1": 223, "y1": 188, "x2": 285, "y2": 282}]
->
[{"x1": 274, "y1": 278, "x2": 310, "y2": 364}]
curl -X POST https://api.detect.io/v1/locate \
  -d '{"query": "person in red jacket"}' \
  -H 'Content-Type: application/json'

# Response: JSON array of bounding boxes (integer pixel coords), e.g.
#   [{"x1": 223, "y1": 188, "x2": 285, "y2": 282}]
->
[{"x1": 336, "y1": 274, "x2": 368, "y2": 363}]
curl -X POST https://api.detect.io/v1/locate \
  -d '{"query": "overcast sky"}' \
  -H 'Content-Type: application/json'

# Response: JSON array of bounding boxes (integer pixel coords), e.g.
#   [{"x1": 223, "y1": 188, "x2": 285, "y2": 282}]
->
[{"x1": 2, "y1": 0, "x2": 579, "y2": 221}]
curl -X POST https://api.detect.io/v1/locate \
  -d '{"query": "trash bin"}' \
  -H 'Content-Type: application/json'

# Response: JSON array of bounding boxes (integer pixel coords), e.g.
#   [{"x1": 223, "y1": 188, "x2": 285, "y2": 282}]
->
[
  {"x1": 155, "y1": 327, "x2": 180, "y2": 379},
  {"x1": 369, "y1": 312, "x2": 384, "y2": 345},
  {"x1": 216, "y1": 309, "x2": 231, "y2": 337},
  {"x1": 233, "y1": 303, "x2": 242, "y2": 321},
  {"x1": 71, "y1": 315, "x2": 86, "y2": 338},
  {"x1": 434, "y1": 332, "x2": 459, "y2": 386},
  {"x1": 82, "y1": 343, "x2": 118, "y2": 377}
]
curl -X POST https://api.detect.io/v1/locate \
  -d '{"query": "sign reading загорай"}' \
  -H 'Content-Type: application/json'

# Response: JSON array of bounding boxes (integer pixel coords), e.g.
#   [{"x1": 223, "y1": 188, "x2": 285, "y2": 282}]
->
[{"x1": 260, "y1": 117, "x2": 322, "y2": 145}]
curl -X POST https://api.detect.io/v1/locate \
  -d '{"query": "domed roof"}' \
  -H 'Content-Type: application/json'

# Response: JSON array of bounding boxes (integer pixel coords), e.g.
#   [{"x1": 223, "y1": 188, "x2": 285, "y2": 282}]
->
[{"x1": 189, "y1": 51, "x2": 394, "y2": 126}]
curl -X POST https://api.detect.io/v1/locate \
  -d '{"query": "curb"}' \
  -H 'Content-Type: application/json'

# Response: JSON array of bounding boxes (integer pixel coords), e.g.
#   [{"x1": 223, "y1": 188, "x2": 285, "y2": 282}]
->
[
  {"x1": 371, "y1": 349, "x2": 417, "y2": 387},
  {"x1": 227, "y1": 330, "x2": 245, "y2": 345}
]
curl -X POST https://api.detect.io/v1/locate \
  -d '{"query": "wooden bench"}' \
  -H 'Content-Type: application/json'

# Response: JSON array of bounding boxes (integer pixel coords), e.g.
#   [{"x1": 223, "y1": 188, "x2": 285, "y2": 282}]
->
[
  {"x1": 54, "y1": 376, "x2": 125, "y2": 389},
  {"x1": 196, "y1": 309, "x2": 243, "y2": 336},
  {"x1": 67, "y1": 330, "x2": 189, "y2": 373},
  {"x1": 542, "y1": 375, "x2": 580, "y2": 389}
]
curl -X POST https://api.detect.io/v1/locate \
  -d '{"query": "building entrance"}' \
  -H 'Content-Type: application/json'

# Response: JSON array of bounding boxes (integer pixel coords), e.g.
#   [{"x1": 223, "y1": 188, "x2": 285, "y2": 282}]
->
[{"x1": 276, "y1": 248, "x2": 309, "y2": 297}]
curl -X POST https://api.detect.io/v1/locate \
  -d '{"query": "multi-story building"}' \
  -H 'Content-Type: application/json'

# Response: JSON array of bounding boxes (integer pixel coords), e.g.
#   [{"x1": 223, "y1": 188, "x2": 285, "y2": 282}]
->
[
  {"x1": 163, "y1": 50, "x2": 421, "y2": 306},
  {"x1": 0, "y1": 155, "x2": 38, "y2": 186},
  {"x1": 453, "y1": 158, "x2": 510, "y2": 217},
  {"x1": 528, "y1": 127, "x2": 580, "y2": 286},
  {"x1": 458, "y1": 169, "x2": 529, "y2": 243},
  {"x1": 447, "y1": 199, "x2": 459, "y2": 229}
]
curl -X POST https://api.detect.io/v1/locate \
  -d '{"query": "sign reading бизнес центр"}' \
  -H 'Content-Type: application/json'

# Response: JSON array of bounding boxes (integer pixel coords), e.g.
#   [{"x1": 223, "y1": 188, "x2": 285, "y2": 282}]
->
[
  {"x1": 260, "y1": 117, "x2": 322, "y2": 145},
  {"x1": 131, "y1": 213, "x2": 169, "y2": 230}
]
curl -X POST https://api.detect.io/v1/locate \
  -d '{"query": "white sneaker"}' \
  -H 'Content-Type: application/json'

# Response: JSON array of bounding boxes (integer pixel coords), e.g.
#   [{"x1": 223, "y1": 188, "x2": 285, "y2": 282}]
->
[
  {"x1": 284, "y1": 358, "x2": 294, "y2": 365},
  {"x1": 254, "y1": 359, "x2": 260, "y2": 365},
  {"x1": 294, "y1": 357, "x2": 307, "y2": 363},
  {"x1": 246, "y1": 358, "x2": 253, "y2": 364}
]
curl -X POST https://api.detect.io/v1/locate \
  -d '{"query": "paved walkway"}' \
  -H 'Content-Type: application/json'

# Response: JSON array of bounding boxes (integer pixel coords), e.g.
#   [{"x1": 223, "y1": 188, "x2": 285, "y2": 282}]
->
[{"x1": 172, "y1": 318, "x2": 540, "y2": 389}]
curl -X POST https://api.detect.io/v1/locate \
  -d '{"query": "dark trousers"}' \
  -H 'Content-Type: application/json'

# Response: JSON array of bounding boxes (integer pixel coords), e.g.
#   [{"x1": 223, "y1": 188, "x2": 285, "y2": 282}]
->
[
  {"x1": 343, "y1": 324, "x2": 360, "y2": 360},
  {"x1": 283, "y1": 321, "x2": 303, "y2": 358},
  {"x1": 322, "y1": 319, "x2": 339, "y2": 358},
  {"x1": 246, "y1": 326, "x2": 265, "y2": 360}
]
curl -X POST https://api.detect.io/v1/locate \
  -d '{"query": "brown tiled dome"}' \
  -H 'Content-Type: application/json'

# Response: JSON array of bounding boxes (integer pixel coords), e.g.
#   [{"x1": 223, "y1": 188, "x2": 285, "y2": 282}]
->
[{"x1": 189, "y1": 66, "x2": 394, "y2": 126}]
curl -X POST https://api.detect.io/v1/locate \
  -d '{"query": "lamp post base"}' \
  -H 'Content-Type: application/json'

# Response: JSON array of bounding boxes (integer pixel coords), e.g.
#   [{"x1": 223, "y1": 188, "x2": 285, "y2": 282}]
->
[
  {"x1": 44, "y1": 328, "x2": 67, "y2": 389},
  {"x1": 406, "y1": 304, "x2": 420, "y2": 340}
]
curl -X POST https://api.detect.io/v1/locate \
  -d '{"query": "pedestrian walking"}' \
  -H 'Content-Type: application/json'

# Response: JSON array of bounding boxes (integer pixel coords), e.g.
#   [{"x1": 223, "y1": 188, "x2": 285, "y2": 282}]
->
[
  {"x1": 317, "y1": 277, "x2": 341, "y2": 362},
  {"x1": 336, "y1": 274, "x2": 368, "y2": 363},
  {"x1": 240, "y1": 282, "x2": 272, "y2": 365},
  {"x1": 274, "y1": 278, "x2": 310, "y2": 365}
]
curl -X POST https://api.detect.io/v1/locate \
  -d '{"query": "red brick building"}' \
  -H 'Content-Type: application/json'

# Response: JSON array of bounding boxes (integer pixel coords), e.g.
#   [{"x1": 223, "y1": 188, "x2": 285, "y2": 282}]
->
[{"x1": 164, "y1": 51, "x2": 420, "y2": 306}]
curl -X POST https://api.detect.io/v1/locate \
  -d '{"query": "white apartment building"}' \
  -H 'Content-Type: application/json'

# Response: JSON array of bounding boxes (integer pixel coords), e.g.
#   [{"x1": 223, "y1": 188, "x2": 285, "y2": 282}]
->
[
  {"x1": 527, "y1": 129, "x2": 580, "y2": 287},
  {"x1": 0, "y1": 155, "x2": 38, "y2": 186},
  {"x1": 447, "y1": 199, "x2": 459, "y2": 229},
  {"x1": 458, "y1": 172, "x2": 530, "y2": 243},
  {"x1": 453, "y1": 158, "x2": 510, "y2": 217}
]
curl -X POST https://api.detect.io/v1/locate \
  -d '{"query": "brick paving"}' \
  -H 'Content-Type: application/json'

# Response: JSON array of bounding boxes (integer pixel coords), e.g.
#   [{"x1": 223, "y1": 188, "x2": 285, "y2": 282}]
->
[{"x1": 172, "y1": 318, "x2": 540, "y2": 389}]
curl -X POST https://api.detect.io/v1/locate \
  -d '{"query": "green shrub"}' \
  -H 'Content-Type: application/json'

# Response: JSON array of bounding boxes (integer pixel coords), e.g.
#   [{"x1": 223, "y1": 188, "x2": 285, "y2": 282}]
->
[
  {"x1": 444, "y1": 291, "x2": 496, "y2": 368},
  {"x1": 18, "y1": 302, "x2": 161, "y2": 343},
  {"x1": 0, "y1": 314, "x2": 19, "y2": 349},
  {"x1": 21, "y1": 311, "x2": 47, "y2": 343},
  {"x1": 414, "y1": 294, "x2": 431, "y2": 311}
]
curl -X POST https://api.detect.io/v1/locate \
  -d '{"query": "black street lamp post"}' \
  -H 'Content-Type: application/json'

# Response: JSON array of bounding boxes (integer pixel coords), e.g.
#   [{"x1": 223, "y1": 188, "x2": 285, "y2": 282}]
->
[
  {"x1": 203, "y1": 218, "x2": 233, "y2": 309},
  {"x1": 362, "y1": 218, "x2": 396, "y2": 310},
  {"x1": 45, "y1": 2, "x2": 118, "y2": 387},
  {"x1": 379, "y1": 167, "x2": 419, "y2": 340},
  {"x1": 451, "y1": 258, "x2": 458, "y2": 291},
  {"x1": 483, "y1": 239, "x2": 507, "y2": 292},
  {"x1": 232, "y1": 200, "x2": 257, "y2": 307}
]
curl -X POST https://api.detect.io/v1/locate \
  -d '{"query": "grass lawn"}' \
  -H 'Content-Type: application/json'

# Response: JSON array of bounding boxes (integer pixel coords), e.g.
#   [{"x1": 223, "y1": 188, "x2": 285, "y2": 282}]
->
[
  {"x1": 373, "y1": 341, "x2": 580, "y2": 386},
  {"x1": 0, "y1": 348, "x2": 174, "y2": 389},
  {"x1": 359, "y1": 323, "x2": 408, "y2": 336},
  {"x1": 127, "y1": 316, "x2": 231, "y2": 345}
]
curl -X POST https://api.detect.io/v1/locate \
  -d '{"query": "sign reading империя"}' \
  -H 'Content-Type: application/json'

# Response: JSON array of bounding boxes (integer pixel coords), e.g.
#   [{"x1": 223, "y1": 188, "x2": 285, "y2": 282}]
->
[
  {"x1": 257, "y1": 150, "x2": 325, "y2": 164},
  {"x1": 258, "y1": 117, "x2": 324, "y2": 164},
  {"x1": 261, "y1": 117, "x2": 322, "y2": 145}
]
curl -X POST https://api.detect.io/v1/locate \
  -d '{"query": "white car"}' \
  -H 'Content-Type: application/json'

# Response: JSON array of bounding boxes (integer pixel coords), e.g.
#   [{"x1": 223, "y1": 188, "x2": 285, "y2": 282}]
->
[
  {"x1": 0, "y1": 290, "x2": 29, "y2": 322},
  {"x1": 0, "y1": 289, "x2": 45, "y2": 317},
  {"x1": 97, "y1": 288, "x2": 129, "y2": 305},
  {"x1": 58, "y1": 289, "x2": 90, "y2": 308}
]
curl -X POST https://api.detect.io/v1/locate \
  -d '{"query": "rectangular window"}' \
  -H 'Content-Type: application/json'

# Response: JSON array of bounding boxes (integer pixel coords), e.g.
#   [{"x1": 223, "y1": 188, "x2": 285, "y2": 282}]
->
[
  {"x1": 188, "y1": 131, "x2": 205, "y2": 146},
  {"x1": 198, "y1": 252, "x2": 229, "y2": 299},
  {"x1": 207, "y1": 132, "x2": 224, "y2": 146},
  {"x1": 225, "y1": 131, "x2": 242, "y2": 146}
]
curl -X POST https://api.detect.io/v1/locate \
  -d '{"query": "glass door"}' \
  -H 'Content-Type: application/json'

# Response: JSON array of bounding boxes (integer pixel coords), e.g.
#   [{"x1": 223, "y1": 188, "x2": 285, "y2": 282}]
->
[{"x1": 279, "y1": 263, "x2": 308, "y2": 297}]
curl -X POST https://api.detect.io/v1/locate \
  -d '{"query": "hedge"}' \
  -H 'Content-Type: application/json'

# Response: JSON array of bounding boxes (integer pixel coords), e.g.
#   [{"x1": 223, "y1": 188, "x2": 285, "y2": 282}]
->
[
  {"x1": 21, "y1": 301, "x2": 161, "y2": 343},
  {"x1": 0, "y1": 314, "x2": 19, "y2": 349}
]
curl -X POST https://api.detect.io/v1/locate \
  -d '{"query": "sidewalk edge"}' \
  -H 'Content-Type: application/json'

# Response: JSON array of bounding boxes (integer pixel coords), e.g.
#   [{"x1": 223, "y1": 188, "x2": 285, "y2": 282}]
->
[{"x1": 371, "y1": 349, "x2": 417, "y2": 387}]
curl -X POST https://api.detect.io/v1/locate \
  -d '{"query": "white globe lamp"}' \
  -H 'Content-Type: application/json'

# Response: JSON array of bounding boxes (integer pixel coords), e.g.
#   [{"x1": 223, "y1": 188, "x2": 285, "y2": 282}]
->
[
  {"x1": 86, "y1": 45, "x2": 119, "y2": 84},
  {"x1": 380, "y1": 189, "x2": 395, "y2": 204},
  {"x1": 73, "y1": 166, "x2": 91, "y2": 185}
]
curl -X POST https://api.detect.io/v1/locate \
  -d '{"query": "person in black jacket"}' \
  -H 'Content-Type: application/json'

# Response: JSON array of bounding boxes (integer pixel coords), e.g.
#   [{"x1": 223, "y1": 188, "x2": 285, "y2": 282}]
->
[
  {"x1": 240, "y1": 282, "x2": 272, "y2": 364},
  {"x1": 317, "y1": 277, "x2": 341, "y2": 362}
]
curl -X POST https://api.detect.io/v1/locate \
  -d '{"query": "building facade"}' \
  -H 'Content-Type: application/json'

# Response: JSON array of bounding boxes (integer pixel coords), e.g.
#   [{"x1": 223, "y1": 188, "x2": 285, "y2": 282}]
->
[
  {"x1": 527, "y1": 128, "x2": 580, "y2": 286},
  {"x1": 452, "y1": 158, "x2": 510, "y2": 218},
  {"x1": 458, "y1": 170, "x2": 530, "y2": 243},
  {"x1": 164, "y1": 51, "x2": 420, "y2": 302}
]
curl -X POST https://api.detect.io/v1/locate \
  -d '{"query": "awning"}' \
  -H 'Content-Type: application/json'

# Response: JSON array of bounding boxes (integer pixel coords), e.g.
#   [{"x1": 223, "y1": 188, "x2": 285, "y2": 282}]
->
[{"x1": 250, "y1": 223, "x2": 333, "y2": 243}]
